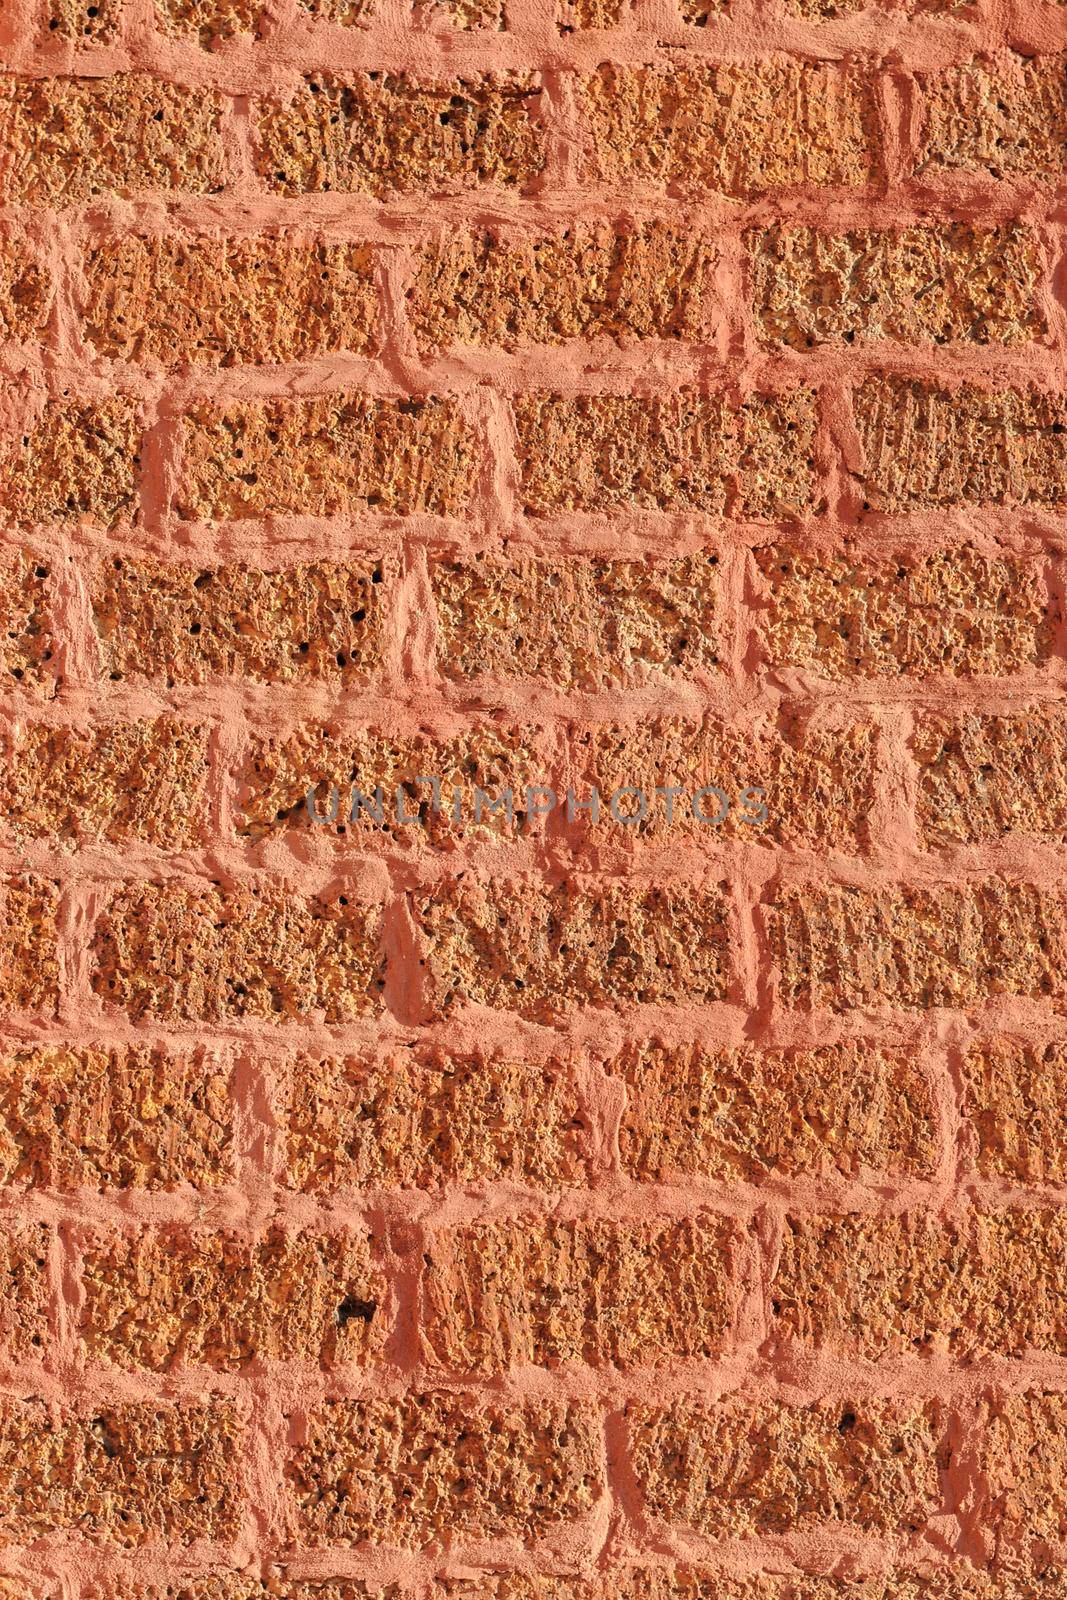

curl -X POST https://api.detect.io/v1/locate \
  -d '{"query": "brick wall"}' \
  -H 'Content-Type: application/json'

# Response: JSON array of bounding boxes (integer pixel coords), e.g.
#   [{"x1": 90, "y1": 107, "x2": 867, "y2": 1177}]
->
[{"x1": 0, "y1": 0, "x2": 1064, "y2": 1587}]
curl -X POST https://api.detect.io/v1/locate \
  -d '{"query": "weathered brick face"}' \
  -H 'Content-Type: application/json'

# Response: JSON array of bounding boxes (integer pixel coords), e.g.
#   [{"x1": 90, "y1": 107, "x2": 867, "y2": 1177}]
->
[{"x1": 2, "y1": 0, "x2": 1065, "y2": 1585}]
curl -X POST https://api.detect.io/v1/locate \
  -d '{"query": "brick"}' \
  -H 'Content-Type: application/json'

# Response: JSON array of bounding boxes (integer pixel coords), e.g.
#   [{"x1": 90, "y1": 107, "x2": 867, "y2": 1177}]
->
[
  {"x1": 978, "y1": 1392, "x2": 1067, "y2": 1550},
  {"x1": 80, "y1": 236, "x2": 378, "y2": 366},
  {"x1": 750, "y1": 225, "x2": 1044, "y2": 348},
  {"x1": 773, "y1": 1209, "x2": 1067, "y2": 1357},
  {"x1": 617, "y1": 1041, "x2": 937, "y2": 1181},
  {"x1": 631, "y1": 1398, "x2": 943, "y2": 1535},
  {"x1": 255, "y1": 75, "x2": 544, "y2": 196},
  {"x1": 43, "y1": 0, "x2": 122, "y2": 37},
  {"x1": 156, "y1": 0, "x2": 262, "y2": 44},
  {"x1": 963, "y1": 1039, "x2": 1067, "y2": 1182},
  {"x1": 918, "y1": 55, "x2": 1067, "y2": 179},
  {"x1": 515, "y1": 391, "x2": 816, "y2": 517},
  {"x1": 0, "y1": 877, "x2": 59, "y2": 1012},
  {"x1": 2, "y1": 718, "x2": 208, "y2": 848},
  {"x1": 0, "y1": 398, "x2": 139, "y2": 530},
  {"x1": 0, "y1": 76, "x2": 224, "y2": 204},
  {"x1": 99, "y1": 1584, "x2": 398, "y2": 1600},
  {"x1": 0, "y1": 549, "x2": 54, "y2": 692},
  {"x1": 422, "y1": 1216, "x2": 741, "y2": 1370},
  {"x1": 79, "y1": 1226, "x2": 385, "y2": 1369},
  {"x1": 0, "y1": 1399, "x2": 242, "y2": 1544},
  {"x1": 572, "y1": 716, "x2": 875, "y2": 848},
  {"x1": 288, "y1": 1394, "x2": 602, "y2": 1544},
  {"x1": 413, "y1": 878, "x2": 731, "y2": 1019},
  {"x1": 240, "y1": 723, "x2": 555, "y2": 844},
  {"x1": 434, "y1": 1573, "x2": 1035, "y2": 1600},
  {"x1": 770, "y1": 880, "x2": 1067, "y2": 1010},
  {"x1": 578, "y1": 64, "x2": 881, "y2": 195},
  {"x1": 0, "y1": 1225, "x2": 48, "y2": 1359},
  {"x1": 756, "y1": 545, "x2": 1051, "y2": 679},
  {"x1": 91, "y1": 883, "x2": 383, "y2": 1022},
  {"x1": 914, "y1": 709, "x2": 1067, "y2": 845},
  {"x1": 0, "y1": 239, "x2": 51, "y2": 339},
  {"x1": 0, "y1": 1044, "x2": 230, "y2": 1189},
  {"x1": 284, "y1": 1048, "x2": 585, "y2": 1190},
  {"x1": 853, "y1": 377, "x2": 1067, "y2": 511},
  {"x1": 434, "y1": 553, "x2": 720, "y2": 688},
  {"x1": 92, "y1": 555, "x2": 384, "y2": 684},
  {"x1": 179, "y1": 396, "x2": 476, "y2": 520},
  {"x1": 409, "y1": 224, "x2": 716, "y2": 351}
]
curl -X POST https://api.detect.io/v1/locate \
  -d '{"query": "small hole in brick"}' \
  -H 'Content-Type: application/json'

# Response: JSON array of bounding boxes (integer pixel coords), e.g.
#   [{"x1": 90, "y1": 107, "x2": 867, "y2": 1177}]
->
[
  {"x1": 838, "y1": 1411, "x2": 856, "y2": 1433},
  {"x1": 337, "y1": 1295, "x2": 376, "y2": 1326}
]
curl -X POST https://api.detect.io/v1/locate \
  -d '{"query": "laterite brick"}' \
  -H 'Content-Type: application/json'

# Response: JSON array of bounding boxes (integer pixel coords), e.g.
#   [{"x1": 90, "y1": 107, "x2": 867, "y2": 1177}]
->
[
  {"x1": 91, "y1": 883, "x2": 383, "y2": 1021},
  {"x1": 0, "y1": 550, "x2": 54, "y2": 692},
  {"x1": 978, "y1": 1392, "x2": 1067, "y2": 1550},
  {"x1": 0, "y1": 398, "x2": 140, "y2": 530},
  {"x1": 914, "y1": 710, "x2": 1067, "y2": 845},
  {"x1": 155, "y1": 0, "x2": 262, "y2": 44},
  {"x1": 421, "y1": 1217, "x2": 741, "y2": 1369},
  {"x1": 0, "y1": 239, "x2": 51, "y2": 339},
  {"x1": 963, "y1": 1039, "x2": 1067, "y2": 1182},
  {"x1": 918, "y1": 55, "x2": 1067, "y2": 179},
  {"x1": 0, "y1": 1225, "x2": 48, "y2": 1359},
  {"x1": 0, "y1": 877, "x2": 59, "y2": 1013}
]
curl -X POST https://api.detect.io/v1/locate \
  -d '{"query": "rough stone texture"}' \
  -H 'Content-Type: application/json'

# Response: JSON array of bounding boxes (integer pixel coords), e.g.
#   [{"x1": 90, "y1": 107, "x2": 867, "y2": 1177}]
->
[
  {"x1": 409, "y1": 224, "x2": 717, "y2": 349},
  {"x1": 0, "y1": 1045, "x2": 231, "y2": 1189},
  {"x1": 288, "y1": 1395, "x2": 602, "y2": 1544},
  {"x1": 0, "y1": 76, "x2": 225, "y2": 203},
  {"x1": 92, "y1": 555, "x2": 384, "y2": 684},
  {"x1": 0, "y1": 1400, "x2": 244, "y2": 1544},
  {"x1": 616, "y1": 1041, "x2": 938, "y2": 1181},
  {"x1": 631, "y1": 1399, "x2": 944, "y2": 1535},
  {"x1": 853, "y1": 378, "x2": 1067, "y2": 511},
  {"x1": 42, "y1": 0, "x2": 123, "y2": 38},
  {"x1": 0, "y1": 398, "x2": 140, "y2": 530},
  {"x1": 413, "y1": 878, "x2": 731, "y2": 1019},
  {"x1": 0, "y1": 876, "x2": 60, "y2": 1013},
  {"x1": 578, "y1": 64, "x2": 882, "y2": 194},
  {"x1": 918, "y1": 55, "x2": 1067, "y2": 179},
  {"x1": 91, "y1": 883, "x2": 384, "y2": 1021},
  {"x1": 433, "y1": 553, "x2": 720, "y2": 687},
  {"x1": 773, "y1": 1209, "x2": 1067, "y2": 1357},
  {"x1": 571, "y1": 717, "x2": 875, "y2": 847},
  {"x1": 1, "y1": 718, "x2": 208, "y2": 847},
  {"x1": 978, "y1": 1393, "x2": 1067, "y2": 1551},
  {"x1": 435, "y1": 1573, "x2": 1067, "y2": 1600},
  {"x1": 0, "y1": 238, "x2": 51, "y2": 339},
  {"x1": 756, "y1": 545, "x2": 1052, "y2": 678},
  {"x1": 0, "y1": 1225, "x2": 48, "y2": 1359},
  {"x1": 239, "y1": 723, "x2": 553, "y2": 844},
  {"x1": 963, "y1": 1040, "x2": 1067, "y2": 1183},
  {"x1": 80, "y1": 236, "x2": 379, "y2": 366},
  {"x1": 0, "y1": 549, "x2": 54, "y2": 692},
  {"x1": 155, "y1": 0, "x2": 264, "y2": 44},
  {"x1": 179, "y1": 396, "x2": 476, "y2": 520},
  {"x1": 515, "y1": 391, "x2": 816, "y2": 517},
  {"x1": 914, "y1": 710, "x2": 1067, "y2": 845},
  {"x1": 255, "y1": 75, "x2": 544, "y2": 196},
  {"x1": 284, "y1": 1049, "x2": 585, "y2": 1189},
  {"x1": 771, "y1": 881, "x2": 1067, "y2": 1010},
  {"x1": 421, "y1": 1216, "x2": 741, "y2": 1369},
  {"x1": 79, "y1": 1226, "x2": 385, "y2": 1368},
  {"x1": 750, "y1": 225, "x2": 1044, "y2": 347}
]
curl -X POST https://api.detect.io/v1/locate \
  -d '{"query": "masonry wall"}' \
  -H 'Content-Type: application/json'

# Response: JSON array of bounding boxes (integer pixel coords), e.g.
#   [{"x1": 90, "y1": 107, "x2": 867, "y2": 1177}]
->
[{"x1": 0, "y1": 0, "x2": 1065, "y2": 1591}]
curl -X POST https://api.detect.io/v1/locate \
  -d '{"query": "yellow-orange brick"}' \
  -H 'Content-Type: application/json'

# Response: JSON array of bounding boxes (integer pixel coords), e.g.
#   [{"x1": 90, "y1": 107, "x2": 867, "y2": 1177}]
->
[
  {"x1": 0, "y1": 1045, "x2": 230, "y2": 1189},
  {"x1": 918, "y1": 55, "x2": 1067, "y2": 178},
  {"x1": 979, "y1": 1393, "x2": 1067, "y2": 1550},
  {"x1": 515, "y1": 392, "x2": 816, "y2": 517},
  {"x1": 771, "y1": 881, "x2": 1067, "y2": 1009},
  {"x1": 0, "y1": 1225, "x2": 48, "y2": 1359},
  {"x1": 79, "y1": 1227, "x2": 385, "y2": 1369},
  {"x1": 616, "y1": 1041, "x2": 937, "y2": 1180},
  {"x1": 93, "y1": 556, "x2": 384, "y2": 684},
  {"x1": 255, "y1": 75, "x2": 544, "y2": 196},
  {"x1": 80, "y1": 236, "x2": 379, "y2": 366},
  {"x1": 91, "y1": 883, "x2": 383, "y2": 1021},
  {"x1": 421, "y1": 1217, "x2": 741, "y2": 1369},
  {"x1": 179, "y1": 397, "x2": 476, "y2": 519},
  {"x1": 2, "y1": 719, "x2": 208, "y2": 848},
  {"x1": 578, "y1": 64, "x2": 881, "y2": 194},
  {"x1": 0, "y1": 239, "x2": 50, "y2": 338},
  {"x1": 0, "y1": 877, "x2": 59, "y2": 1012},
  {"x1": 963, "y1": 1040, "x2": 1067, "y2": 1182},
  {"x1": 914, "y1": 710, "x2": 1067, "y2": 844},
  {"x1": 433, "y1": 553, "x2": 720, "y2": 688},
  {"x1": 0, "y1": 1400, "x2": 243, "y2": 1544},
  {"x1": 288, "y1": 1395, "x2": 602, "y2": 1544},
  {"x1": 284, "y1": 1049, "x2": 586, "y2": 1189},
  {"x1": 0, "y1": 550, "x2": 54, "y2": 692},
  {"x1": 631, "y1": 1398, "x2": 944, "y2": 1535},
  {"x1": 413, "y1": 878, "x2": 731, "y2": 1019},
  {"x1": 0, "y1": 398, "x2": 139, "y2": 530}
]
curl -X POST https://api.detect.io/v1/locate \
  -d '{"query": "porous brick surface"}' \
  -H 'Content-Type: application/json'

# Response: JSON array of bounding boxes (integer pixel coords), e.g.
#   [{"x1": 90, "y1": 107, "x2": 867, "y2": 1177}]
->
[{"x1": 0, "y1": 0, "x2": 1064, "y2": 1589}]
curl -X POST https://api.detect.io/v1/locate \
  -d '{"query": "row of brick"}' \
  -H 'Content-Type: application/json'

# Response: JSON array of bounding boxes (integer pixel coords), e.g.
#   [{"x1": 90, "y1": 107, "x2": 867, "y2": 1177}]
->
[
  {"x1": 4, "y1": 379, "x2": 1067, "y2": 528},
  {"x1": 3, "y1": 705, "x2": 1067, "y2": 853},
  {"x1": 2, "y1": 222, "x2": 1057, "y2": 359},
  {"x1": 14, "y1": 1204, "x2": 1067, "y2": 1367},
  {"x1": 0, "y1": 1387, "x2": 1064, "y2": 1548},
  {"x1": 6, "y1": 874, "x2": 1067, "y2": 1018},
  {"x1": 5, "y1": 546, "x2": 1057, "y2": 694},
  {"x1": 2, "y1": 57, "x2": 1064, "y2": 206}
]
